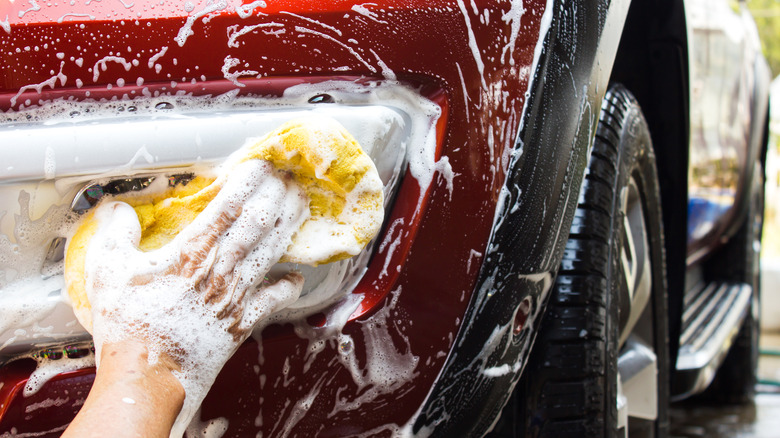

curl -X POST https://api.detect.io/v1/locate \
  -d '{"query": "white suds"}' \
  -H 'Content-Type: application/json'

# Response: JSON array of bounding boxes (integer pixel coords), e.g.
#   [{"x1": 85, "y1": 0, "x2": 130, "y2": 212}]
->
[
  {"x1": 467, "y1": 249, "x2": 483, "y2": 273},
  {"x1": 175, "y1": 0, "x2": 228, "y2": 47},
  {"x1": 455, "y1": 0, "x2": 487, "y2": 89},
  {"x1": 92, "y1": 56, "x2": 132, "y2": 82},
  {"x1": 18, "y1": 0, "x2": 41, "y2": 19},
  {"x1": 227, "y1": 23, "x2": 283, "y2": 48},
  {"x1": 281, "y1": 11, "x2": 343, "y2": 36},
  {"x1": 24, "y1": 355, "x2": 96, "y2": 396},
  {"x1": 351, "y1": 4, "x2": 388, "y2": 24},
  {"x1": 24, "y1": 396, "x2": 70, "y2": 413},
  {"x1": 56, "y1": 13, "x2": 95, "y2": 23},
  {"x1": 370, "y1": 48, "x2": 396, "y2": 81},
  {"x1": 10, "y1": 62, "x2": 67, "y2": 107},
  {"x1": 0, "y1": 82, "x2": 443, "y2": 435},
  {"x1": 294, "y1": 26, "x2": 376, "y2": 73},
  {"x1": 501, "y1": 0, "x2": 527, "y2": 65},
  {"x1": 221, "y1": 55, "x2": 259, "y2": 87},
  {"x1": 456, "y1": 62, "x2": 471, "y2": 122},
  {"x1": 147, "y1": 46, "x2": 168, "y2": 69},
  {"x1": 377, "y1": 218, "x2": 405, "y2": 279},
  {"x1": 83, "y1": 160, "x2": 310, "y2": 437},
  {"x1": 236, "y1": 1, "x2": 266, "y2": 19},
  {"x1": 186, "y1": 414, "x2": 229, "y2": 438},
  {"x1": 483, "y1": 362, "x2": 520, "y2": 377},
  {"x1": 282, "y1": 81, "x2": 445, "y2": 209},
  {"x1": 1, "y1": 16, "x2": 11, "y2": 34}
]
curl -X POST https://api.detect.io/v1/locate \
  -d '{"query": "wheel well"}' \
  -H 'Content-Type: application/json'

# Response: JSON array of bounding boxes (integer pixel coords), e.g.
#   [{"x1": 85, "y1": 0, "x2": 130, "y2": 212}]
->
[{"x1": 609, "y1": 0, "x2": 689, "y2": 371}]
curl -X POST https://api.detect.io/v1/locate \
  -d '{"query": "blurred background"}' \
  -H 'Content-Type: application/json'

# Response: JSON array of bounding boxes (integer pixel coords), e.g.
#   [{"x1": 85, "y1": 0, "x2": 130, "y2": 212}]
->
[
  {"x1": 755, "y1": 0, "x2": 780, "y2": 366},
  {"x1": 753, "y1": 0, "x2": 780, "y2": 338},
  {"x1": 668, "y1": 1, "x2": 780, "y2": 436}
]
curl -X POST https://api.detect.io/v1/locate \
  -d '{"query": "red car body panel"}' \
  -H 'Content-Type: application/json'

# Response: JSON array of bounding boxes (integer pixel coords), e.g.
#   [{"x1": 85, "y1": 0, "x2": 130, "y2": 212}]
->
[{"x1": 0, "y1": 0, "x2": 546, "y2": 435}]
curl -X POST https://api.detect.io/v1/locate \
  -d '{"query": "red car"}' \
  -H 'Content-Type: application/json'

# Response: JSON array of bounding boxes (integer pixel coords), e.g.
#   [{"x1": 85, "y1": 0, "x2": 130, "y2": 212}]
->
[{"x1": 0, "y1": 0, "x2": 770, "y2": 436}]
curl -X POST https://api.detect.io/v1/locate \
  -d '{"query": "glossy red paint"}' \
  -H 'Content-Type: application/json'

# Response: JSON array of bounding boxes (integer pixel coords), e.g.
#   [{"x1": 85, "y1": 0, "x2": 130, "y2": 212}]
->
[
  {"x1": 0, "y1": 0, "x2": 546, "y2": 434},
  {"x1": 0, "y1": 359, "x2": 93, "y2": 437}
]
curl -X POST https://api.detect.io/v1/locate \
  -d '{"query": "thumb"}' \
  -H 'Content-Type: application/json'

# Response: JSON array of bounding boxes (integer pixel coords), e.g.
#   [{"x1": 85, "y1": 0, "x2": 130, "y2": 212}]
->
[
  {"x1": 90, "y1": 201, "x2": 142, "y2": 253},
  {"x1": 83, "y1": 201, "x2": 143, "y2": 304},
  {"x1": 240, "y1": 272, "x2": 305, "y2": 333}
]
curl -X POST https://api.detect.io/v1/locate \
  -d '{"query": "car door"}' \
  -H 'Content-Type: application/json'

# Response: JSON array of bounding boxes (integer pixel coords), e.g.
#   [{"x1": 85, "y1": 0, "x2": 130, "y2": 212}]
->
[{"x1": 687, "y1": 0, "x2": 757, "y2": 260}]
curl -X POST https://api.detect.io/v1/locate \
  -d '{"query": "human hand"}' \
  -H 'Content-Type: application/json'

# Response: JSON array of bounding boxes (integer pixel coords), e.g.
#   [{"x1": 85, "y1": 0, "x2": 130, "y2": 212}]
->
[{"x1": 82, "y1": 159, "x2": 308, "y2": 434}]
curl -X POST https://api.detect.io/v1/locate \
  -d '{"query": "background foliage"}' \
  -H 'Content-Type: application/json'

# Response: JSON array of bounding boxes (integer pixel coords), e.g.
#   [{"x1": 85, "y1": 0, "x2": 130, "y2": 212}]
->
[{"x1": 750, "y1": 0, "x2": 780, "y2": 75}]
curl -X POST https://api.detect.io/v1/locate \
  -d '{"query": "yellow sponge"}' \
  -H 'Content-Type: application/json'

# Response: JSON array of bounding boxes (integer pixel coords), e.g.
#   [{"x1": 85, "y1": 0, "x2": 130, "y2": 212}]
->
[{"x1": 64, "y1": 117, "x2": 384, "y2": 331}]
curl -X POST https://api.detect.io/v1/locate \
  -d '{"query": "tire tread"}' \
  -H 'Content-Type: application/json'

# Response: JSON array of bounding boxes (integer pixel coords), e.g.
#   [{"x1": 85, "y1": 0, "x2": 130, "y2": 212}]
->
[{"x1": 516, "y1": 85, "x2": 669, "y2": 438}]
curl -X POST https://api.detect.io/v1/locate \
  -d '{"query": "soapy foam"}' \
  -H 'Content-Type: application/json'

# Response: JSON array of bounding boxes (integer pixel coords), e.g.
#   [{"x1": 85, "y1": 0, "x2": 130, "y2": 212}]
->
[
  {"x1": 236, "y1": 1, "x2": 266, "y2": 19},
  {"x1": 9, "y1": 61, "x2": 67, "y2": 107},
  {"x1": 500, "y1": 0, "x2": 527, "y2": 66},
  {"x1": 0, "y1": 189, "x2": 80, "y2": 354},
  {"x1": 0, "y1": 424, "x2": 69, "y2": 437},
  {"x1": 0, "y1": 16, "x2": 10, "y2": 35},
  {"x1": 83, "y1": 160, "x2": 309, "y2": 437},
  {"x1": 185, "y1": 413, "x2": 229, "y2": 438},
  {"x1": 24, "y1": 395, "x2": 71, "y2": 413},
  {"x1": 24, "y1": 354, "x2": 95, "y2": 396},
  {"x1": 0, "y1": 81, "x2": 443, "y2": 434},
  {"x1": 281, "y1": 81, "x2": 450, "y2": 210},
  {"x1": 455, "y1": 0, "x2": 488, "y2": 89},
  {"x1": 67, "y1": 115, "x2": 383, "y2": 435},
  {"x1": 294, "y1": 26, "x2": 376, "y2": 73},
  {"x1": 0, "y1": 83, "x2": 427, "y2": 356},
  {"x1": 175, "y1": 0, "x2": 228, "y2": 47},
  {"x1": 0, "y1": 277, "x2": 62, "y2": 351},
  {"x1": 280, "y1": 11, "x2": 343, "y2": 37},
  {"x1": 258, "y1": 286, "x2": 423, "y2": 437},
  {"x1": 65, "y1": 115, "x2": 385, "y2": 271}
]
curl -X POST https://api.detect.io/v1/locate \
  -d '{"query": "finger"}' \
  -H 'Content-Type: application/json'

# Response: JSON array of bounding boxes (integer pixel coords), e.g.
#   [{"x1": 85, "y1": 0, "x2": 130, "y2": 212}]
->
[
  {"x1": 235, "y1": 272, "x2": 305, "y2": 335},
  {"x1": 84, "y1": 201, "x2": 144, "y2": 300},
  {"x1": 90, "y1": 201, "x2": 142, "y2": 253},
  {"x1": 187, "y1": 241, "x2": 219, "y2": 291},
  {"x1": 206, "y1": 174, "x2": 286, "y2": 290},
  {"x1": 170, "y1": 160, "x2": 271, "y2": 260},
  {"x1": 200, "y1": 179, "x2": 284, "y2": 306},
  {"x1": 173, "y1": 218, "x2": 226, "y2": 280},
  {"x1": 227, "y1": 178, "x2": 309, "y2": 291},
  {"x1": 206, "y1": 170, "x2": 307, "y2": 308},
  {"x1": 210, "y1": 214, "x2": 302, "y2": 317},
  {"x1": 166, "y1": 160, "x2": 274, "y2": 279}
]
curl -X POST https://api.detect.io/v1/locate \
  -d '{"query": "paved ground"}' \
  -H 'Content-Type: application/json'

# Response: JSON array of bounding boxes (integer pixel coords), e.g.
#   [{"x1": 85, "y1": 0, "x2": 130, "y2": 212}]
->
[
  {"x1": 669, "y1": 333, "x2": 780, "y2": 438},
  {"x1": 669, "y1": 394, "x2": 780, "y2": 438}
]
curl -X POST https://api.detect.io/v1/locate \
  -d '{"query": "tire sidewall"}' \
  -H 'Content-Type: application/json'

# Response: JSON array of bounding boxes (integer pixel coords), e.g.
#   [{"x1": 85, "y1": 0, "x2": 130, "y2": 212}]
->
[{"x1": 610, "y1": 97, "x2": 670, "y2": 437}]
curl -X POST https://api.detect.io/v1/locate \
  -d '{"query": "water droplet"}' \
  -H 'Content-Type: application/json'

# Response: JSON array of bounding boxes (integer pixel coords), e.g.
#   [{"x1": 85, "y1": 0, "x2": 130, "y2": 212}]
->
[
  {"x1": 155, "y1": 101, "x2": 174, "y2": 110},
  {"x1": 513, "y1": 296, "x2": 532, "y2": 336},
  {"x1": 308, "y1": 93, "x2": 334, "y2": 104},
  {"x1": 338, "y1": 338, "x2": 353, "y2": 355}
]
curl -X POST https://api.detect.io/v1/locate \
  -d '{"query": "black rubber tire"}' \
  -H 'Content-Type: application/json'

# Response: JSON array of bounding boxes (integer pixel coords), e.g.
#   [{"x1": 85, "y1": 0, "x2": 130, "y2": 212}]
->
[
  {"x1": 513, "y1": 85, "x2": 670, "y2": 437},
  {"x1": 698, "y1": 164, "x2": 764, "y2": 404}
]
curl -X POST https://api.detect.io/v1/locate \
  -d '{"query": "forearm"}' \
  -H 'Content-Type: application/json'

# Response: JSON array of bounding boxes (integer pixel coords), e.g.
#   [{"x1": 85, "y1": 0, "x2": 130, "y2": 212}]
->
[{"x1": 63, "y1": 339, "x2": 185, "y2": 438}]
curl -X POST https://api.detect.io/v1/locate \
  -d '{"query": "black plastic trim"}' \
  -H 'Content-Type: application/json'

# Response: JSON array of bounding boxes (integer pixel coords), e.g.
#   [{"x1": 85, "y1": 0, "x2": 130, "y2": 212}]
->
[{"x1": 413, "y1": 0, "x2": 628, "y2": 435}]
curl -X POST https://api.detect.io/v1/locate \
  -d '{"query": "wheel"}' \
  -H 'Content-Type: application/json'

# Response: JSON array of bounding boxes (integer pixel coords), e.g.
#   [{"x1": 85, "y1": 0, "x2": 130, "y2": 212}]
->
[
  {"x1": 515, "y1": 85, "x2": 669, "y2": 437},
  {"x1": 699, "y1": 163, "x2": 764, "y2": 404}
]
